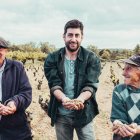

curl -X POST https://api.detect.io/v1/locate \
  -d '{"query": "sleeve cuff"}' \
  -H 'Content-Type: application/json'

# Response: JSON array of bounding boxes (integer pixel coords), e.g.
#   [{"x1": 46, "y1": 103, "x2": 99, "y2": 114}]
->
[
  {"x1": 50, "y1": 86, "x2": 63, "y2": 94},
  {"x1": 4, "y1": 99, "x2": 17, "y2": 107},
  {"x1": 80, "y1": 86, "x2": 94, "y2": 94}
]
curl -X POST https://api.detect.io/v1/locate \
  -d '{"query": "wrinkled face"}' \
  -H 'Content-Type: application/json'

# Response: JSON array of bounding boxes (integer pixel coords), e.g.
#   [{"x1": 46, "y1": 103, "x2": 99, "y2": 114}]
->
[
  {"x1": 63, "y1": 28, "x2": 83, "y2": 52},
  {"x1": 0, "y1": 48, "x2": 8, "y2": 64},
  {"x1": 123, "y1": 63, "x2": 140, "y2": 87}
]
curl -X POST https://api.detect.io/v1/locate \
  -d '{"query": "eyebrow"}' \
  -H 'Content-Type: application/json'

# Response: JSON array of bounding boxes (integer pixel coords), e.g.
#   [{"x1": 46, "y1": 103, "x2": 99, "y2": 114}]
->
[{"x1": 67, "y1": 33, "x2": 80, "y2": 35}]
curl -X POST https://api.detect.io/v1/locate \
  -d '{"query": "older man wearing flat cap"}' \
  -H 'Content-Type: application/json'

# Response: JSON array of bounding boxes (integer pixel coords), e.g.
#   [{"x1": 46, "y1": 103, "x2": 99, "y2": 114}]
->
[
  {"x1": 110, "y1": 54, "x2": 140, "y2": 140},
  {"x1": 0, "y1": 37, "x2": 32, "y2": 140}
]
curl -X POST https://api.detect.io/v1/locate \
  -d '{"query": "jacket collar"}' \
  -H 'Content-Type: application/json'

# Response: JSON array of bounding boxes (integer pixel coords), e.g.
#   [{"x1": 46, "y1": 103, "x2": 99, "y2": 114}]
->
[
  {"x1": 59, "y1": 46, "x2": 84, "y2": 61},
  {"x1": 59, "y1": 47, "x2": 65, "y2": 59},
  {"x1": 4, "y1": 58, "x2": 14, "y2": 70},
  {"x1": 77, "y1": 46, "x2": 84, "y2": 61}
]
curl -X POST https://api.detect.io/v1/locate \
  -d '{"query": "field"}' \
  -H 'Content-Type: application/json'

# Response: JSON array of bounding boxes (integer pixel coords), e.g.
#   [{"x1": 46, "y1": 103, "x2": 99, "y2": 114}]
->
[{"x1": 25, "y1": 61, "x2": 124, "y2": 140}]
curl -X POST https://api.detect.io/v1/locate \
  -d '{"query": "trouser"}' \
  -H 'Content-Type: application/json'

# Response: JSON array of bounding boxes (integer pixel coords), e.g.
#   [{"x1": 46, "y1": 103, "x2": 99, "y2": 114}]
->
[{"x1": 55, "y1": 115, "x2": 95, "y2": 140}]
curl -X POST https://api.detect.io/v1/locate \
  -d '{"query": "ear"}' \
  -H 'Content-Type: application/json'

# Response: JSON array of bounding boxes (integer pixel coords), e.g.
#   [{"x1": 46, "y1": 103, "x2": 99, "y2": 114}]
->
[
  {"x1": 81, "y1": 35, "x2": 83, "y2": 40},
  {"x1": 63, "y1": 34, "x2": 65, "y2": 39},
  {"x1": 5, "y1": 48, "x2": 8, "y2": 53}
]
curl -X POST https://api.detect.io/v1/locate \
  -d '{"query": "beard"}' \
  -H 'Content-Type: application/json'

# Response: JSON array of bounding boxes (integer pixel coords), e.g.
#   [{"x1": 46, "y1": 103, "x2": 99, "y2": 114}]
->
[{"x1": 65, "y1": 41, "x2": 80, "y2": 52}]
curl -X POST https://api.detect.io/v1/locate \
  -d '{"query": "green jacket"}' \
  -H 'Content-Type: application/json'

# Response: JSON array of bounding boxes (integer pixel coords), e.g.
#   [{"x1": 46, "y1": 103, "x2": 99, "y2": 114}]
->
[{"x1": 44, "y1": 46, "x2": 101, "y2": 127}]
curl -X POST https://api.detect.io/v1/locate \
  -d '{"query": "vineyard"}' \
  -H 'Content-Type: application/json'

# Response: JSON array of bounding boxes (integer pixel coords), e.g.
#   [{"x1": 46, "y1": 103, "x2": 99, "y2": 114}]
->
[
  {"x1": 22, "y1": 60, "x2": 125, "y2": 140},
  {"x1": 2, "y1": 38, "x2": 138, "y2": 140}
]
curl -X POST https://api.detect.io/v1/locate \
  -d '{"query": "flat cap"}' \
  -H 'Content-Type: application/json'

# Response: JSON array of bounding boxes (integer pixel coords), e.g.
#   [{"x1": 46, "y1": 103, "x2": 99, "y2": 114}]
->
[
  {"x1": 0, "y1": 37, "x2": 9, "y2": 48},
  {"x1": 123, "y1": 54, "x2": 140, "y2": 67}
]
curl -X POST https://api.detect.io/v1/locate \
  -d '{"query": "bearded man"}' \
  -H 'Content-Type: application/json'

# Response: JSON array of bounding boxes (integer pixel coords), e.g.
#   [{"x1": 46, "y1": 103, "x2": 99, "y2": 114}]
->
[{"x1": 44, "y1": 19, "x2": 101, "y2": 140}]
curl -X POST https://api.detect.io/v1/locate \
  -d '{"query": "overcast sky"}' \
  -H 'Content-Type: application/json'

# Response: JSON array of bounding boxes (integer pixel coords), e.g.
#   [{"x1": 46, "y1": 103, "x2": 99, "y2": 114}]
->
[{"x1": 0, "y1": 0, "x2": 140, "y2": 49}]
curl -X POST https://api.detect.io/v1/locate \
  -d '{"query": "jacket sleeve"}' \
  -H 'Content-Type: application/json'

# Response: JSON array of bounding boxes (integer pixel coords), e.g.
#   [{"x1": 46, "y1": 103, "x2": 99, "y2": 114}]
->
[
  {"x1": 44, "y1": 53, "x2": 63, "y2": 93},
  {"x1": 110, "y1": 87, "x2": 128, "y2": 124},
  {"x1": 5, "y1": 64, "x2": 32, "y2": 110},
  {"x1": 81, "y1": 53, "x2": 101, "y2": 97}
]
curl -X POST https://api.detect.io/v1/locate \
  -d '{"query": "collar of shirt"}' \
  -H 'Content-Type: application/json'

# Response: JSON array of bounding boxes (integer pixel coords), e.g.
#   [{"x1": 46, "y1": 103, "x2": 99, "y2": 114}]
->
[
  {"x1": 127, "y1": 84, "x2": 140, "y2": 93},
  {"x1": 0, "y1": 59, "x2": 6, "y2": 72}
]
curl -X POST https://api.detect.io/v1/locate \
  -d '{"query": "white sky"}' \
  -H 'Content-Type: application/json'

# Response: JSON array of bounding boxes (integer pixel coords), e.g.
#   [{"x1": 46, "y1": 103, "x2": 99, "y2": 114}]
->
[{"x1": 0, "y1": 0, "x2": 140, "y2": 49}]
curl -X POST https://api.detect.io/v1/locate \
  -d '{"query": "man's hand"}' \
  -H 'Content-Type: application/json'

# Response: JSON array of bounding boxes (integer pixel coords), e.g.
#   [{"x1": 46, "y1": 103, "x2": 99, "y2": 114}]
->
[
  {"x1": 62, "y1": 98, "x2": 84, "y2": 110},
  {"x1": 113, "y1": 120, "x2": 138, "y2": 138},
  {"x1": 73, "y1": 98, "x2": 84, "y2": 110},
  {"x1": 0, "y1": 101, "x2": 16, "y2": 116},
  {"x1": 0, "y1": 103, "x2": 5, "y2": 115},
  {"x1": 118, "y1": 124, "x2": 137, "y2": 137},
  {"x1": 6, "y1": 101, "x2": 17, "y2": 114},
  {"x1": 61, "y1": 96, "x2": 74, "y2": 110},
  {"x1": 61, "y1": 96, "x2": 70, "y2": 103},
  {"x1": 112, "y1": 120, "x2": 123, "y2": 134}
]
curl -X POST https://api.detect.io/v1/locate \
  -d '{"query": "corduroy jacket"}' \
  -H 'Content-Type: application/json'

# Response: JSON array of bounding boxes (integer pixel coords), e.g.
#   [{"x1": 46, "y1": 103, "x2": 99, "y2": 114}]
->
[{"x1": 0, "y1": 59, "x2": 32, "y2": 140}]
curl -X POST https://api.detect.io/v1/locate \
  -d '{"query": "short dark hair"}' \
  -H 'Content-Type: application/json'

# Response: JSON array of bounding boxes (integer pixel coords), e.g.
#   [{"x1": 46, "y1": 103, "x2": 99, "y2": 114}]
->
[{"x1": 64, "y1": 19, "x2": 84, "y2": 35}]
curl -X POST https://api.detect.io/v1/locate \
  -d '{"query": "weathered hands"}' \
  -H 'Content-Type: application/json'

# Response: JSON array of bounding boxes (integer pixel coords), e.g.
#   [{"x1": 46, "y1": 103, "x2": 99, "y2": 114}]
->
[
  {"x1": 113, "y1": 120, "x2": 137, "y2": 138},
  {"x1": 62, "y1": 97, "x2": 84, "y2": 110},
  {"x1": 0, "y1": 101, "x2": 16, "y2": 116},
  {"x1": 61, "y1": 96, "x2": 71, "y2": 103}
]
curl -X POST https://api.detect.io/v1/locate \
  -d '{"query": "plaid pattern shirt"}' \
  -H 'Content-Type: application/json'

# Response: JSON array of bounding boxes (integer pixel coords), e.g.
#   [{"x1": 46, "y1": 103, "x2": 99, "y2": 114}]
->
[{"x1": 111, "y1": 84, "x2": 140, "y2": 140}]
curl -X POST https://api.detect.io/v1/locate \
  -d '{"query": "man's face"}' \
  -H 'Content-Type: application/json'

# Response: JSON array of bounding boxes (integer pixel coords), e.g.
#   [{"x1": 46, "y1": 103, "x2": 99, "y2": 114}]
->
[
  {"x1": 63, "y1": 28, "x2": 83, "y2": 52},
  {"x1": 123, "y1": 63, "x2": 140, "y2": 87},
  {"x1": 0, "y1": 48, "x2": 8, "y2": 62}
]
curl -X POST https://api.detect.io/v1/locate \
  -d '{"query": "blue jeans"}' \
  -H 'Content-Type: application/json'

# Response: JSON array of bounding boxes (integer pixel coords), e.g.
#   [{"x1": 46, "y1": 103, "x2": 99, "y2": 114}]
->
[{"x1": 55, "y1": 116, "x2": 95, "y2": 140}]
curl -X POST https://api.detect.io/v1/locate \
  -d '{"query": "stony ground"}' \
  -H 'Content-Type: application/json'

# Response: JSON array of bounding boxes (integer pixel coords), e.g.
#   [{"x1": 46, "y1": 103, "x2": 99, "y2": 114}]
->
[{"x1": 25, "y1": 61, "x2": 124, "y2": 140}]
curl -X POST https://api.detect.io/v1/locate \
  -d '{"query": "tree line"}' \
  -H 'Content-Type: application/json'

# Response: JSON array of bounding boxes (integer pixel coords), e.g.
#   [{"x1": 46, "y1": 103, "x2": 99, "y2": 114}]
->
[
  {"x1": 7, "y1": 42, "x2": 56, "y2": 64},
  {"x1": 87, "y1": 43, "x2": 140, "y2": 60},
  {"x1": 6, "y1": 41, "x2": 140, "y2": 64}
]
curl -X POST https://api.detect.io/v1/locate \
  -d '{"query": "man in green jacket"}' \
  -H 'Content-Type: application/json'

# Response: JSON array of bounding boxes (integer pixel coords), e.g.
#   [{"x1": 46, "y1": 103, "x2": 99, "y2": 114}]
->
[
  {"x1": 44, "y1": 19, "x2": 101, "y2": 140},
  {"x1": 111, "y1": 54, "x2": 140, "y2": 140}
]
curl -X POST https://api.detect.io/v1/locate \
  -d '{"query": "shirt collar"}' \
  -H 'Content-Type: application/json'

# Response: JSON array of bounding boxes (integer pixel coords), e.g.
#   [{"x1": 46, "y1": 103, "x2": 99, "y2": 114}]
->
[
  {"x1": 59, "y1": 46, "x2": 84, "y2": 61},
  {"x1": 127, "y1": 84, "x2": 140, "y2": 93},
  {"x1": 0, "y1": 59, "x2": 6, "y2": 72}
]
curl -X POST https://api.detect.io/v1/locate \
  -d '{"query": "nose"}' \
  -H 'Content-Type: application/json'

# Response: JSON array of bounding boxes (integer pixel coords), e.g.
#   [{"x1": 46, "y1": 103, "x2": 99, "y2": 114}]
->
[
  {"x1": 122, "y1": 68, "x2": 126, "y2": 77},
  {"x1": 122, "y1": 71, "x2": 125, "y2": 76},
  {"x1": 71, "y1": 36, "x2": 76, "y2": 42}
]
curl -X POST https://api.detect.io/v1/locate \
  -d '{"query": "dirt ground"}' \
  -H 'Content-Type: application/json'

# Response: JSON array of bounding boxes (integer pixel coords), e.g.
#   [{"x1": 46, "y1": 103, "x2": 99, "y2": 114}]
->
[{"x1": 25, "y1": 61, "x2": 124, "y2": 140}]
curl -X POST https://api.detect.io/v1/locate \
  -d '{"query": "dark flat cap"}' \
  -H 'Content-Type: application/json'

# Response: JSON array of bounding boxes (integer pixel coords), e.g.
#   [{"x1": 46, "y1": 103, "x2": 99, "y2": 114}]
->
[
  {"x1": 0, "y1": 37, "x2": 9, "y2": 48},
  {"x1": 123, "y1": 54, "x2": 140, "y2": 67}
]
